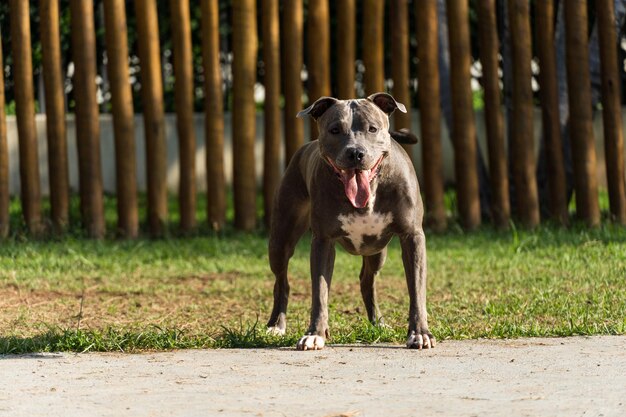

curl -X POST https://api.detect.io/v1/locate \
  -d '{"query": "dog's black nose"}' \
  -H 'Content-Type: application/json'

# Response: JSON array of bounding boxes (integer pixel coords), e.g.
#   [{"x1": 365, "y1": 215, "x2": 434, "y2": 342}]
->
[{"x1": 347, "y1": 147, "x2": 366, "y2": 163}]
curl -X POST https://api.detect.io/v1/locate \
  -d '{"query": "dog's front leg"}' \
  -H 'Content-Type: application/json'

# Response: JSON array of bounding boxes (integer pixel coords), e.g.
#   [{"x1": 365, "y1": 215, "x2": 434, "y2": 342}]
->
[
  {"x1": 400, "y1": 231, "x2": 436, "y2": 349},
  {"x1": 297, "y1": 236, "x2": 335, "y2": 351}
]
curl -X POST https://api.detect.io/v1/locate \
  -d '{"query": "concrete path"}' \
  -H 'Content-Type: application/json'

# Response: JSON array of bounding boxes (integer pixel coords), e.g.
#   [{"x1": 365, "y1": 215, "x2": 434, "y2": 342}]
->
[{"x1": 1, "y1": 336, "x2": 625, "y2": 417}]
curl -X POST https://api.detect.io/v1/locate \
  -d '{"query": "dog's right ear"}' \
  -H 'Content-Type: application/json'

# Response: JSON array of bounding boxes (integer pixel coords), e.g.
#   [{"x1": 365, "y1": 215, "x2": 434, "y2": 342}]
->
[
  {"x1": 297, "y1": 97, "x2": 339, "y2": 120},
  {"x1": 367, "y1": 92, "x2": 407, "y2": 115}
]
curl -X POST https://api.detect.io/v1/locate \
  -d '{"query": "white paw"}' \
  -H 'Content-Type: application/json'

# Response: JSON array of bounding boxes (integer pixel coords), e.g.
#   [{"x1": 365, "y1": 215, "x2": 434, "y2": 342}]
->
[
  {"x1": 406, "y1": 331, "x2": 435, "y2": 349},
  {"x1": 266, "y1": 326, "x2": 286, "y2": 336},
  {"x1": 296, "y1": 335, "x2": 325, "y2": 351}
]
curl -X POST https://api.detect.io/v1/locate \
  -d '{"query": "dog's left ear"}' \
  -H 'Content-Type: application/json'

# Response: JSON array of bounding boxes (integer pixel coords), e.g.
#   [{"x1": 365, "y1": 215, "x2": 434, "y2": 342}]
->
[
  {"x1": 297, "y1": 97, "x2": 339, "y2": 120},
  {"x1": 367, "y1": 92, "x2": 407, "y2": 115}
]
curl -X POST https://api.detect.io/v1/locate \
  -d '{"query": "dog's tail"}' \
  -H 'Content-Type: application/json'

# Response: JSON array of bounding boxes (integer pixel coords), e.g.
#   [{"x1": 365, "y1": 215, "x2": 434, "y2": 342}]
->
[{"x1": 390, "y1": 128, "x2": 419, "y2": 145}]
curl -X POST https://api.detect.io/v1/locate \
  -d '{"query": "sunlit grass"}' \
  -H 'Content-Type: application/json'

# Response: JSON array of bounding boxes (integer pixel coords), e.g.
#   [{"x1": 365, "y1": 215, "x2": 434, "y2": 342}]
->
[{"x1": 1, "y1": 192, "x2": 625, "y2": 353}]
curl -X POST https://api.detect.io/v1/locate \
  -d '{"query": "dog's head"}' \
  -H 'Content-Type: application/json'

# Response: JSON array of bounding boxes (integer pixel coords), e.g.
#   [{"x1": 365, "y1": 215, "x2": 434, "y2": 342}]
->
[{"x1": 297, "y1": 93, "x2": 406, "y2": 208}]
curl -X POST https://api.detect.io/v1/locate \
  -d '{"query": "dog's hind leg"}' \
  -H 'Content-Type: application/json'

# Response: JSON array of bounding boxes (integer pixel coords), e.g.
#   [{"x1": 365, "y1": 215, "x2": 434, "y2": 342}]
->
[
  {"x1": 359, "y1": 248, "x2": 387, "y2": 326},
  {"x1": 267, "y1": 165, "x2": 310, "y2": 335},
  {"x1": 267, "y1": 210, "x2": 309, "y2": 335}
]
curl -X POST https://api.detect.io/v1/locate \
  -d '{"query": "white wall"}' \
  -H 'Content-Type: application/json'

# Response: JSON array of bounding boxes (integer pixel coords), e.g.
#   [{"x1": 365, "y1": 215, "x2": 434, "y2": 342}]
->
[{"x1": 3, "y1": 109, "x2": 614, "y2": 196}]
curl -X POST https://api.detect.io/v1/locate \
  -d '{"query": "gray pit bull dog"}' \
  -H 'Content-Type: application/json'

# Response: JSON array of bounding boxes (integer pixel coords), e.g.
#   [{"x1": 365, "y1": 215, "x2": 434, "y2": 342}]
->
[{"x1": 266, "y1": 93, "x2": 435, "y2": 351}]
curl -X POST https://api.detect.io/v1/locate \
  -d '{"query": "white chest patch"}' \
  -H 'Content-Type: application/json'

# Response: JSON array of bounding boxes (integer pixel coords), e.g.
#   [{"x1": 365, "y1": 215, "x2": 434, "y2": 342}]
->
[{"x1": 337, "y1": 210, "x2": 393, "y2": 252}]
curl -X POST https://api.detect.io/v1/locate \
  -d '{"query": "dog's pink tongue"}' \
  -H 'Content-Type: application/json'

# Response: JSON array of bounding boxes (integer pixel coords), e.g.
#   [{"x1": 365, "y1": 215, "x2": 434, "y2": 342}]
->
[{"x1": 341, "y1": 169, "x2": 371, "y2": 208}]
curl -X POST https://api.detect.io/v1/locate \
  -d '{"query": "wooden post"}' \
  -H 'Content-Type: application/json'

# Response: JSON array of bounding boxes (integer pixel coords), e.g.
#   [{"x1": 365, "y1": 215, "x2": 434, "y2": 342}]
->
[
  {"x1": 232, "y1": 0, "x2": 257, "y2": 231},
  {"x1": 262, "y1": 0, "x2": 281, "y2": 228},
  {"x1": 507, "y1": 0, "x2": 539, "y2": 228},
  {"x1": 10, "y1": 0, "x2": 43, "y2": 235},
  {"x1": 282, "y1": 0, "x2": 304, "y2": 164},
  {"x1": 564, "y1": 2, "x2": 600, "y2": 226},
  {"x1": 535, "y1": 0, "x2": 569, "y2": 225},
  {"x1": 0, "y1": 34, "x2": 9, "y2": 238},
  {"x1": 445, "y1": 0, "x2": 480, "y2": 230},
  {"x1": 103, "y1": 0, "x2": 139, "y2": 238},
  {"x1": 40, "y1": 0, "x2": 70, "y2": 233},
  {"x1": 306, "y1": 0, "x2": 330, "y2": 139},
  {"x1": 201, "y1": 0, "x2": 226, "y2": 231},
  {"x1": 336, "y1": 0, "x2": 355, "y2": 99},
  {"x1": 170, "y1": 0, "x2": 197, "y2": 233},
  {"x1": 70, "y1": 0, "x2": 106, "y2": 238},
  {"x1": 390, "y1": 0, "x2": 412, "y2": 157},
  {"x1": 416, "y1": 0, "x2": 446, "y2": 232},
  {"x1": 596, "y1": 0, "x2": 626, "y2": 224},
  {"x1": 476, "y1": 0, "x2": 510, "y2": 229},
  {"x1": 135, "y1": 0, "x2": 168, "y2": 237},
  {"x1": 362, "y1": 0, "x2": 385, "y2": 94}
]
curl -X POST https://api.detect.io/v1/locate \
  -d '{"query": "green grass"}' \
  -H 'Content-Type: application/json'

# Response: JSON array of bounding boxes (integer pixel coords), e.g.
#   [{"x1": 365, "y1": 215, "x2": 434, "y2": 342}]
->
[{"x1": 1, "y1": 194, "x2": 625, "y2": 353}]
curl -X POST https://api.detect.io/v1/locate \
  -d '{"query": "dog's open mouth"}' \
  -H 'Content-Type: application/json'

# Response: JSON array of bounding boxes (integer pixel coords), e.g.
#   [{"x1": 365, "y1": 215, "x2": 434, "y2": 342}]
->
[{"x1": 326, "y1": 154, "x2": 385, "y2": 208}]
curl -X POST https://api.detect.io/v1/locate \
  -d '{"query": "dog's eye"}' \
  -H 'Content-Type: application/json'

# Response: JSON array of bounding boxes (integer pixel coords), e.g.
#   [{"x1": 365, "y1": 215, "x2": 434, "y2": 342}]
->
[
  {"x1": 368, "y1": 126, "x2": 378, "y2": 133},
  {"x1": 329, "y1": 127, "x2": 341, "y2": 135}
]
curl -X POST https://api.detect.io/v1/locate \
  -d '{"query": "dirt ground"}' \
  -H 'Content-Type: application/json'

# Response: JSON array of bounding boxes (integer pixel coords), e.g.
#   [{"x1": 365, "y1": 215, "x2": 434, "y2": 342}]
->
[{"x1": 1, "y1": 336, "x2": 625, "y2": 417}]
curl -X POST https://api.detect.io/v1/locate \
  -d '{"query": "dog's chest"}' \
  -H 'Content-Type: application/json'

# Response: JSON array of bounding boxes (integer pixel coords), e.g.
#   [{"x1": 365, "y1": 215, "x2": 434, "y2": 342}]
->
[{"x1": 337, "y1": 210, "x2": 393, "y2": 252}]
